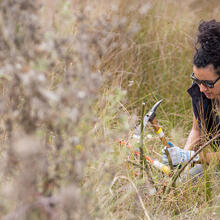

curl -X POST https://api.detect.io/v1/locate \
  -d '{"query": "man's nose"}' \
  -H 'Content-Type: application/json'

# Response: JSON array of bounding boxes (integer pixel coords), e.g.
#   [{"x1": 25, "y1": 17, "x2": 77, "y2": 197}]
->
[{"x1": 199, "y1": 83, "x2": 208, "y2": 93}]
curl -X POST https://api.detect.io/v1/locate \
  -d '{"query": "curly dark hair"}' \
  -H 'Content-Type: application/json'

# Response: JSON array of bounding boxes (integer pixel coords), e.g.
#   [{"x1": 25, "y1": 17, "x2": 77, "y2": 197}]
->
[{"x1": 193, "y1": 19, "x2": 220, "y2": 72}]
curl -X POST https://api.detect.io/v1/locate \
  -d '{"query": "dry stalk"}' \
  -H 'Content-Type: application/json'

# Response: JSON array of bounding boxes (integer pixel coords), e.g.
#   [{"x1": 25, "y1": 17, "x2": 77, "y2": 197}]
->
[
  {"x1": 127, "y1": 159, "x2": 146, "y2": 170},
  {"x1": 127, "y1": 159, "x2": 158, "y2": 191},
  {"x1": 109, "y1": 175, "x2": 152, "y2": 220},
  {"x1": 139, "y1": 102, "x2": 145, "y2": 173}
]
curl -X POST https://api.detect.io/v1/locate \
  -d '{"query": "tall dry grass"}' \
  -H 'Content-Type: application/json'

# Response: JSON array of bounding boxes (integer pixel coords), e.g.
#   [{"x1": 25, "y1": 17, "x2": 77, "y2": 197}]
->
[{"x1": 0, "y1": 0, "x2": 220, "y2": 219}]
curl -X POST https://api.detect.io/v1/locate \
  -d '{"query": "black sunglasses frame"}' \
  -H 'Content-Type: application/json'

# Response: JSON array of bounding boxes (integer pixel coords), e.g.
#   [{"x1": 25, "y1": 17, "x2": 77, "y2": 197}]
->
[{"x1": 191, "y1": 72, "x2": 220, "y2": 88}]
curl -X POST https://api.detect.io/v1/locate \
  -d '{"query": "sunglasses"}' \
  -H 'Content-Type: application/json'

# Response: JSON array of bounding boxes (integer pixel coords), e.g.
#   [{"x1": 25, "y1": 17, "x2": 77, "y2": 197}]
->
[{"x1": 190, "y1": 72, "x2": 220, "y2": 88}]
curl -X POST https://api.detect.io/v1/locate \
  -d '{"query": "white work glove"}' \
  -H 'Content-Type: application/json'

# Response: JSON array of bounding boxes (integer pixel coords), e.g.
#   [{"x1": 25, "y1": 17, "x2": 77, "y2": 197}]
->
[
  {"x1": 162, "y1": 142, "x2": 199, "y2": 166},
  {"x1": 177, "y1": 164, "x2": 204, "y2": 183}
]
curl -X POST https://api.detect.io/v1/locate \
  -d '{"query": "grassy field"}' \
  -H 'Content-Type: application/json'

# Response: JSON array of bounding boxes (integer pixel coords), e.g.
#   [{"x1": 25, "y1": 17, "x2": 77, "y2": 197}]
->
[{"x1": 1, "y1": 0, "x2": 220, "y2": 219}]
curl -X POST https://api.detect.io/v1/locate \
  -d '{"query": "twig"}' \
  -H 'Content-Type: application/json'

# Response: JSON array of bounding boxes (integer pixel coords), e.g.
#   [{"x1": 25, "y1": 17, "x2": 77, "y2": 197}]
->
[
  {"x1": 128, "y1": 160, "x2": 146, "y2": 170},
  {"x1": 164, "y1": 146, "x2": 174, "y2": 171},
  {"x1": 127, "y1": 160, "x2": 158, "y2": 192},
  {"x1": 140, "y1": 103, "x2": 145, "y2": 169},
  {"x1": 204, "y1": 164, "x2": 212, "y2": 202},
  {"x1": 165, "y1": 133, "x2": 220, "y2": 194},
  {"x1": 109, "y1": 175, "x2": 152, "y2": 220}
]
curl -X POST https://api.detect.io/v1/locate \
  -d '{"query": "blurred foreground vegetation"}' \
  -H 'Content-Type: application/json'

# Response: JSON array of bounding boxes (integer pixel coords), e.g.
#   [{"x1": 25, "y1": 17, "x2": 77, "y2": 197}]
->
[{"x1": 0, "y1": 0, "x2": 220, "y2": 219}]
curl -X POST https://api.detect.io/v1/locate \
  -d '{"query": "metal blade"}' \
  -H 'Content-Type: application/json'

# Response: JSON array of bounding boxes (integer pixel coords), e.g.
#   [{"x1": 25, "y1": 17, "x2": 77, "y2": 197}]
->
[
  {"x1": 133, "y1": 100, "x2": 163, "y2": 139},
  {"x1": 151, "y1": 99, "x2": 163, "y2": 114}
]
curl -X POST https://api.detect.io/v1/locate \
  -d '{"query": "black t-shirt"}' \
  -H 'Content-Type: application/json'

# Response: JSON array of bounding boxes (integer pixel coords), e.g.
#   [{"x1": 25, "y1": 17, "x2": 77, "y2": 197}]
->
[{"x1": 187, "y1": 83, "x2": 220, "y2": 151}]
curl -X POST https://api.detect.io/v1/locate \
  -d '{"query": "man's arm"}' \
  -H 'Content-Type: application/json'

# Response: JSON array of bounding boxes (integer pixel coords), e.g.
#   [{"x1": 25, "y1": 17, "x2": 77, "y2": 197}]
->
[{"x1": 184, "y1": 113, "x2": 200, "y2": 150}]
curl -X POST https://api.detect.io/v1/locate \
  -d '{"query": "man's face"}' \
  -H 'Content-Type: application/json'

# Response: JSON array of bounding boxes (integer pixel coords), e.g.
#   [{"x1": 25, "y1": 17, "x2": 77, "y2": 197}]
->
[{"x1": 193, "y1": 64, "x2": 220, "y2": 100}]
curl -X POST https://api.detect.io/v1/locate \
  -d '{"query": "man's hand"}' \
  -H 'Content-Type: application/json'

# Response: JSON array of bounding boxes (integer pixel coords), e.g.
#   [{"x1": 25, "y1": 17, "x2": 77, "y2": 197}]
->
[{"x1": 162, "y1": 142, "x2": 200, "y2": 166}]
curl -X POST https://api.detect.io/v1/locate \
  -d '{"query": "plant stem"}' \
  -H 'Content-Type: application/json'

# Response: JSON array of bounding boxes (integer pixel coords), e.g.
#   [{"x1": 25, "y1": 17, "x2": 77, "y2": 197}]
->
[
  {"x1": 127, "y1": 160, "x2": 157, "y2": 191},
  {"x1": 204, "y1": 163, "x2": 212, "y2": 202},
  {"x1": 140, "y1": 103, "x2": 145, "y2": 166}
]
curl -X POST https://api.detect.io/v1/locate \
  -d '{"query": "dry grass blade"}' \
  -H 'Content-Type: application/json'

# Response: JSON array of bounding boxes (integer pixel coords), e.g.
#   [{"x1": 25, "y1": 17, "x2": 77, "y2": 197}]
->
[{"x1": 110, "y1": 175, "x2": 152, "y2": 220}]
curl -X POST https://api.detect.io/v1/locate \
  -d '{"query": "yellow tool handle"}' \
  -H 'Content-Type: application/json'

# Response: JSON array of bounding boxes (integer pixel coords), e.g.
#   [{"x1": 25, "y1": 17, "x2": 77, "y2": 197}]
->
[
  {"x1": 150, "y1": 117, "x2": 174, "y2": 170},
  {"x1": 150, "y1": 117, "x2": 170, "y2": 148}
]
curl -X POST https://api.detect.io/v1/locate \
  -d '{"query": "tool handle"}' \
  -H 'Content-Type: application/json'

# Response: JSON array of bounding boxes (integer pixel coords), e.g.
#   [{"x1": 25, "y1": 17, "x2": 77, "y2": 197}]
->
[
  {"x1": 152, "y1": 160, "x2": 171, "y2": 176},
  {"x1": 150, "y1": 117, "x2": 174, "y2": 170},
  {"x1": 150, "y1": 117, "x2": 170, "y2": 148}
]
